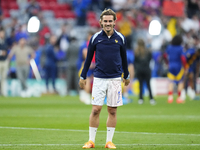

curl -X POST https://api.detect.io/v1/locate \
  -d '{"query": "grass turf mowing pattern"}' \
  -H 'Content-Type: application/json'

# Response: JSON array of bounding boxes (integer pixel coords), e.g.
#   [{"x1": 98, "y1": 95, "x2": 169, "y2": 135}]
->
[{"x1": 0, "y1": 95, "x2": 200, "y2": 150}]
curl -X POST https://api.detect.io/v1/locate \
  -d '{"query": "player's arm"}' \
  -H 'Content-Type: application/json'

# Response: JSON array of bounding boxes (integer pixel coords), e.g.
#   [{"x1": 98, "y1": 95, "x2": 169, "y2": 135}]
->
[
  {"x1": 163, "y1": 52, "x2": 168, "y2": 65},
  {"x1": 79, "y1": 38, "x2": 95, "y2": 88},
  {"x1": 82, "y1": 47, "x2": 87, "y2": 59},
  {"x1": 30, "y1": 47, "x2": 35, "y2": 60},
  {"x1": 7, "y1": 47, "x2": 16, "y2": 60},
  {"x1": 180, "y1": 50, "x2": 188, "y2": 76},
  {"x1": 120, "y1": 38, "x2": 130, "y2": 86},
  {"x1": 181, "y1": 54, "x2": 187, "y2": 69}
]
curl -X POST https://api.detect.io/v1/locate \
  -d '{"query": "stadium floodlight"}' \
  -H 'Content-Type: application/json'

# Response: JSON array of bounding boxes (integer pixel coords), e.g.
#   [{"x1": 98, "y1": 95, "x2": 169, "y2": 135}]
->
[
  {"x1": 27, "y1": 16, "x2": 40, "y2": 33},
  {"x1": 148, "y1": 20, "x2": 161, "y2": 36}
]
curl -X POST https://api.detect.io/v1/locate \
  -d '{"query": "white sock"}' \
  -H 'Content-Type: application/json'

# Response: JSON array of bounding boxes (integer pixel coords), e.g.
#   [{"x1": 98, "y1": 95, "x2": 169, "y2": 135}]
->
[
  {"x1": 89, "y1": 127, "x2": 97, "y2": 143},
  {"x1": 106, "y1": 127, "x2": 115, "y2": 143}
]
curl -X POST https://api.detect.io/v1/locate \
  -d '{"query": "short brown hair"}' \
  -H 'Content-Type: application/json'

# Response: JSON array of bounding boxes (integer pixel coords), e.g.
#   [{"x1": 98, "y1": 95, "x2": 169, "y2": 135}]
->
[{"x1": 100, "y1": 8, "x2": 117, "y2": 21}]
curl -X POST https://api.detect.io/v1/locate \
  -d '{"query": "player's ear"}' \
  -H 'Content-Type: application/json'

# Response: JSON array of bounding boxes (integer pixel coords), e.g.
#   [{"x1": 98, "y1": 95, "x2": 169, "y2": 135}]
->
[
  {"x1": 113, "y1": 20, "x2": 116, "y2": 28},
  {"x1": 99, "y1": 19, "x2": 103, "y2": 28}
]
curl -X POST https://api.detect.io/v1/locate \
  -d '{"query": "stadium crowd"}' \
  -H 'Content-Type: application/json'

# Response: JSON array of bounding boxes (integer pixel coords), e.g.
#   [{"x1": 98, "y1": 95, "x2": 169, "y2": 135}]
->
[{"x1": 0, "y1": 0, "x2": 200, "y2": 101}]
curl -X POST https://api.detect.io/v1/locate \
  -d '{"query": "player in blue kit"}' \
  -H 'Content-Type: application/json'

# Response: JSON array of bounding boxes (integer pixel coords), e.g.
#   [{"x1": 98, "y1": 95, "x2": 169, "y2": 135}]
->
[
  {"x1": 79, "y1": 9, "x2": 130, "y2": 149},
  {"x1": 183, "y1": 45, "x2": 200, "y2": 100},
  {"x1": 164, "y1": 35, "x2": 187, "y2": 104}
]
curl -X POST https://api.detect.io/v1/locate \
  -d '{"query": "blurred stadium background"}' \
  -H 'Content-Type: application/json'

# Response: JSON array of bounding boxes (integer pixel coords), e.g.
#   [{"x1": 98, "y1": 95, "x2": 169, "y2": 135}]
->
[
  {"x1": 0, "y1": 1, "x2": 200, "y2": 149},
  {"x1": 0, "y1": 0, "x2": 200, "y2": 97}
]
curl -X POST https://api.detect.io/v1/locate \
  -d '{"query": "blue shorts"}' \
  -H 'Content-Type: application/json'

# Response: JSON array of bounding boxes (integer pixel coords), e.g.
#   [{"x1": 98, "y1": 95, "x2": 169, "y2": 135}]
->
[
  {"x1": 167, "y1": 65, "x2": 184, "y2": 84},
  {"x1": 78, "y1": 62, "x2": 94, "y2": 77}
]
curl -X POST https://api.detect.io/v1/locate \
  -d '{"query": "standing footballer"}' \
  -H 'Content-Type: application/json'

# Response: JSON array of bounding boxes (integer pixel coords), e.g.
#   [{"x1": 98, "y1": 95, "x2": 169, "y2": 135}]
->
[{"x1": 79, "y1": 8, "x2": 130, "y2": 149}]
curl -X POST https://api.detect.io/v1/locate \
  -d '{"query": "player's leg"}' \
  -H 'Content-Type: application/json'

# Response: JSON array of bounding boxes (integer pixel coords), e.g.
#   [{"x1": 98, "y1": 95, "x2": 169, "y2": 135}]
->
[
  {"x1": 177, "y1": 81, "x2": 185, "y2": 103},
  {"x1": 167, "y1": 66, "x2": 180, "y2": 103},
  {"x1": 83, "y1": 78, "x2": 106, "y2": 148},
  {"x1": 145, "y1": 72, "x2": 156, "y2": 105},
  {"x1": 175, "y1": 67, "x2": 186, "y2": 103},
  {"x1": 79, "y1": 77, "x2": 92, "y2": 105},
  {"x1": 105, "y1": 78, "x2": 122, "y2": 149},
  {"x1": 51, "y1": 66, "x2": 57, "y2": 93},
  {"x1": 168, "y1": 81, "x2": 174, "y2": 103},
  {"x1": 137, "y1": 74, "x2": 144, "y2": 104},
  {"x1": 105, "y1": 106, "x2": 117, "y2": 149},
  {"x1": 89, "y1": 105, "x2": 102, "y2": 141},
  {"x1": 44, "y1": 66, "x2": 50, "y2": 93},
  {"x1": 82, "y1": 105, "x2": 102, "y2": 149},
  {"x1": 187, "y1": 72, "x2": 196, "y2": 99},
  {"x1": 106, "y1": 106, "x2": 117, "y2": 140}
]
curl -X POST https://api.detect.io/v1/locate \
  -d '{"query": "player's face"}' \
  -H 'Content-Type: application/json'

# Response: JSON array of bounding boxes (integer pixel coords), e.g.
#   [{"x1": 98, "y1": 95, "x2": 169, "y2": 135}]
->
[{"x1": 101, "y1": 15, "x2": 115, "y2": 33}]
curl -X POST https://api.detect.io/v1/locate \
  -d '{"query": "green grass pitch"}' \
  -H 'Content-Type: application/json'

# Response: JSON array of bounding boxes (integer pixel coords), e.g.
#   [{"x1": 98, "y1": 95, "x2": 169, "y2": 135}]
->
[{"x1": 0, "y1": 95, "x2": 200, "y2": 150}]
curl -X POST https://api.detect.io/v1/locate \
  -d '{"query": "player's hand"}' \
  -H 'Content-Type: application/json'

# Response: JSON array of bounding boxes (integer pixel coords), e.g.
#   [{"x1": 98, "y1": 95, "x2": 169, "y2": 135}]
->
[
  {"x1": 79, "y1": 78, "x2": 86, "y2": 89},
  {"x1": 123, "y1": 78, "x2": 130, "y2": 86}
]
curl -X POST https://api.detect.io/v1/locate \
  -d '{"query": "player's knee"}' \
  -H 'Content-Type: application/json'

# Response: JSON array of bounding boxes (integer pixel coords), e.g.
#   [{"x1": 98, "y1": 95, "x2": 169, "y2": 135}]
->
[
  {"x1": 108, "y1": 108, "x2": 117, "y2": 117},
  {"x1": 91, "y1": 108, "x2": 101, "y2": 116},
  {"x1": 109, "y1": 111, "x2": 116, "y2": 117}
]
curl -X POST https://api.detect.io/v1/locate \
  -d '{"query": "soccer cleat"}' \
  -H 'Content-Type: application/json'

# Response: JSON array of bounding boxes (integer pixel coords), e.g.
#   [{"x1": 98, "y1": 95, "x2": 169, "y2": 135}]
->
[
  {"x1": 150, "y1": 99, "x2": 156, "y2": 105},
  {"x1": 193, "y1": 96, "x2": 200, "y2": 100},
  {"x1": 176, "y1": 97, "x2": 185, "y2": 104},
  {"x1": 82, "y1": 140, "x2": 95, "y2": 149},
  {"x1": 138, "y1": 99, "x2": 144, "y2": 104},
  {"x1": 105, "y1": 141, "x2": 116, "y2": 149},
  {"x1": 168, "y1": 96, "x2": 173, "y2": 103}
]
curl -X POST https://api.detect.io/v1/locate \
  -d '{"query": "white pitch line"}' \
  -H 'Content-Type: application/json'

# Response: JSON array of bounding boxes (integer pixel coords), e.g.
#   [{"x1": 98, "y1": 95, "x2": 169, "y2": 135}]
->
[
  {"x1": 0, "y1": 144, "x2": 200, "y2": 146},
  {"x1": 1, "y1": 114, "x2": 200, "y2": 119},
  {"x1": 0, "y1": 126, "x2": 200, "y2": 136}
]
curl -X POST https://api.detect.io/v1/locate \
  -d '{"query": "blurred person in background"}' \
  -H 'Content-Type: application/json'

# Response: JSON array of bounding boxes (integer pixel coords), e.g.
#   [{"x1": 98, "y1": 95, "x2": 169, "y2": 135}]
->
[
  {"x1": 8, "y1": 37, "x2": 35, "y2": 97},
  {"x1": 0, "y1": 28, "x2": 9, "y2": 96},
  {"x1": 164, "y1": 35, "x2": 187, "y2": 104},
  {"x1": 111, "y1": 0, "x2": 127, "y2": 12},
  {"x1": 116, "y1": 10, "x2": 133, "y2": 50},
  {"x1": 121, "y1": 48, "x2": 134, "y2": 103},
  {"x1": 183, "y1": 35, "x2": 200, "y2": 100},
  {"x1": 0, "y1": 8, "x2": 3, "y2": 25},
  {"x1": 26, "y1": 0, "x2": 41, "y2": 18},
  {"x1": 6, "y1": 28, "x2": 16, "y2": 50},
  {"x1": 15, "y1": 24, "x2": 29, "y2": 43},
  {"x1": 102, "y1": 0, "x2": 112, "y2": 10},
  {"x1": 38, "y1": 20, "x2": 51, "y2": 47},
  {"x1": 134, "y1": 39, "x2": 156, "y2": 105},
  {"x1": 43, "y1": 35, "x2": 59, "y2": 94},
  {"x1": 77, "y1": 30, "x2": 95, "y2": 104},
  {"x1": 56, "y1": 23, "x2": 70, "y2": 53},
  {"x1": 73, "y1": 0, "x2": 91, "y2": 26},
  {"x1": 66, "y1": 36, "x2": 80, "y2": 96},
  {"x1": 186, "y1": 0, "x2": 200, "y2": 18}
]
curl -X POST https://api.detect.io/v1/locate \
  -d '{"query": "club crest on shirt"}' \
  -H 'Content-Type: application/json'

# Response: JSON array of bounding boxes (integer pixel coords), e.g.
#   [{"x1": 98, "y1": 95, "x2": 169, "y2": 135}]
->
[{"x1": 115, "y1": 39, "x2": 118, "y2": 43}]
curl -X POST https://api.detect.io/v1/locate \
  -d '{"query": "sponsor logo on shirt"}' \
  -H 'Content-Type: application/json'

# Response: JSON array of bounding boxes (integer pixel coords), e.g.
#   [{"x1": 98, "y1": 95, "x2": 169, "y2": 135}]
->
[{"x1": 98, "y1": 40, "x2": 103, "y2": 42}]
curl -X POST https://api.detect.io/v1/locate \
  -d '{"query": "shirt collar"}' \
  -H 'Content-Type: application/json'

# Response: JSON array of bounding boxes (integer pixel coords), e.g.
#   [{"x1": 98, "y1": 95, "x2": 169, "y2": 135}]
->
[{"x1": 101, "y1": 29, "x2": 116, "y2": 37}]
